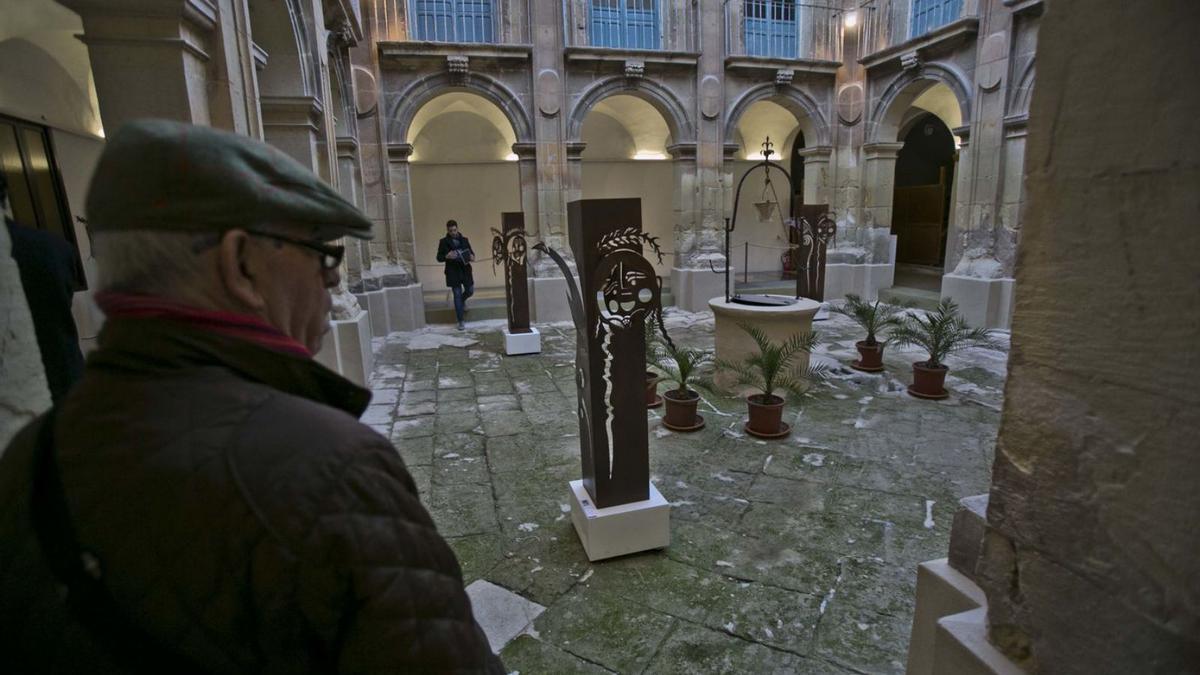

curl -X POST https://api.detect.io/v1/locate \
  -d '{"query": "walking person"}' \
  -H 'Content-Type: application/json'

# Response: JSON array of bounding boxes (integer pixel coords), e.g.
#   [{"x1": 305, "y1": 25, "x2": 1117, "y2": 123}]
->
[
  {"x1": 0, "y1": 120, "x2": 503, "y2": 673},
  {"x1": 436, "y1": 219, "x2": 475, "y2": 329}
]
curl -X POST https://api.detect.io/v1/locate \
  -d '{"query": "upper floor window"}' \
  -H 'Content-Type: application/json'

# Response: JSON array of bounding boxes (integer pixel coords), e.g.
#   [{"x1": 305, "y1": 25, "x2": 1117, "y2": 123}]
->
[
  {"x1": 410, "y1": 0, "x2": 495, "y2": 43},
  {"x1": 909, "y1": 0, "x2": 963, "y2": 38},
  {"x1": 743, "y1": 0, "x2": 798, "y2": 59},
  {"x1": 589, "y1": 0, "x2": 660, "y2": 50}
]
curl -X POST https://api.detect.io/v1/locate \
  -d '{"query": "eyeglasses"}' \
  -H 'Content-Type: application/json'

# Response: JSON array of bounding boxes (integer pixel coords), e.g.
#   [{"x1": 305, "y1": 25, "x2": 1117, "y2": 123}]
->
[{"x1": 250, "y1": 231, "x2": 344, "y2": 271}]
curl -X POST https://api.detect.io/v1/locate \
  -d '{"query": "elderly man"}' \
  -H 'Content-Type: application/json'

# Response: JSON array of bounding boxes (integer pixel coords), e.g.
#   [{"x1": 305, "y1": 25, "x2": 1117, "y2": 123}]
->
[{"x1": 0, "y1": 120, "x2": 503, "y2": 673}]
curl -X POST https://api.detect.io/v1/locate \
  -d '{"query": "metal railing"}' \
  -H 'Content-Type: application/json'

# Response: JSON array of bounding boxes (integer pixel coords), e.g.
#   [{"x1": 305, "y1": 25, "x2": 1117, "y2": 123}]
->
[
  {"x1": 564, "y1": 0, "x2": 698, "y2": 52},
  {"x1": 858, "y1": 0, "x2": 972, "y2": 57},
  {"x1": 725, "y1": 1, "x2": 843, "y2": 62}
]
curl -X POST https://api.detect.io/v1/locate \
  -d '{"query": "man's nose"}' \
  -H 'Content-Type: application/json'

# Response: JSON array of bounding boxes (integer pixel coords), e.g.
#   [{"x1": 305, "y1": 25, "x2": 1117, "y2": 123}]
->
[{"x1": 324, "y1": 267, "x2": 341, "y2": 289}]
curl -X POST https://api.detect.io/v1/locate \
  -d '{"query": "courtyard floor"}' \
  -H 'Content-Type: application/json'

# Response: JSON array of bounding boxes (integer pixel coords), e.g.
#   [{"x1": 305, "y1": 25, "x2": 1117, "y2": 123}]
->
[{"x1": 363, "y1": 307, "x2": 1009, "y2": 674}]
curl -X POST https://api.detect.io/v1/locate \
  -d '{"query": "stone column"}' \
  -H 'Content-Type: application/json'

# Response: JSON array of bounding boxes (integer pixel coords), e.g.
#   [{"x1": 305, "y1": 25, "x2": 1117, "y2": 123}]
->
[
  {"x1": 859, "y1": 141, "x2": 904, "y2": 231},
  {"x1": 797, "y1": 146, "x2": 834, "y2": 205},
  {"x1": 667, "y1": 142, "x2": 717, "y2": 312},
  {"x1": 260, "y1": 96, "x2": 324, "y2": 178},
  {"x1": 528, "y1": 141, "x2": 583, "y2": 323},
  {"x1": 63, "y1": 0, "x2": 228, "y2": 130},
  {"x1": 974, "y1": 3, "x2": 1200, "y2": 673},
  {"x1": 939, "y1": 125, "x2": 1015, "y2": 328},
  {"x1": 336, "y1": 136, "x2": 366, "y2": 287},
  {"x1": 512, "y1": 141, "x2": 539, "y2": 247},
  {"x1": 375, "y1": 142, "x2": 423, "y2": 333},
  {"x1": 672, "y1": 0, "x2": 730, "y2": 313}
]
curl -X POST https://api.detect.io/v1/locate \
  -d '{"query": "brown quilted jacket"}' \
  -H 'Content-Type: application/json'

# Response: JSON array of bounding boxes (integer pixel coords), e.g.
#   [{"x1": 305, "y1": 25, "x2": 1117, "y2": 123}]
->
[{"x1": 0, "y1": 317, "x2": 503, "y2": 673}]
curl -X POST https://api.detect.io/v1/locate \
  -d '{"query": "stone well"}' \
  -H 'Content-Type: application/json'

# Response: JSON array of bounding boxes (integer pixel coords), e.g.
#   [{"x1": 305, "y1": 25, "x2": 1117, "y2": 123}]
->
[{"x1": 708, "y1": 295, "x2": 821, "y2": 390}]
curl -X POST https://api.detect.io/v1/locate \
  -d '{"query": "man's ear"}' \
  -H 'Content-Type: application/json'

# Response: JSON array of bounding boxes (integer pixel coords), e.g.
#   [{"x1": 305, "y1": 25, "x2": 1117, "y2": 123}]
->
[{"x1": 216, "y1": 229, "x2": 267, "y2": 311}]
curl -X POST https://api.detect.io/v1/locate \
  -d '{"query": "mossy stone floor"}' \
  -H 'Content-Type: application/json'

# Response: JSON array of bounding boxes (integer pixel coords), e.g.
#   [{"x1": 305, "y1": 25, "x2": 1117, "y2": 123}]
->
[{"x1": 367, "y1": 308, "x2": 1008, "y2": 674}]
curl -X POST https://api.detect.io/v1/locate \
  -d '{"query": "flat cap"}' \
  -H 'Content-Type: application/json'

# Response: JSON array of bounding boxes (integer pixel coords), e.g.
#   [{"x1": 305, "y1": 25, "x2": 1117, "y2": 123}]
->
[{"x1": 86, "y1": 119, "x2": 372, "y2": 241}]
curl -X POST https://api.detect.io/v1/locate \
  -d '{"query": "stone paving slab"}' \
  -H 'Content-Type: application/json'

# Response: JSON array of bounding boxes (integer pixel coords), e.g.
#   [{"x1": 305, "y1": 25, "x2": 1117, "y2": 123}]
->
[{"x1": 368, "y1": 310, "x2": 1008, "y2": 674}]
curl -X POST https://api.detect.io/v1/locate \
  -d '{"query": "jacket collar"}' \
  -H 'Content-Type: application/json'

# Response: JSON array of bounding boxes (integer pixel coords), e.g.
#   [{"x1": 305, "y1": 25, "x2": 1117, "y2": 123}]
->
[{"x1": 89, "y1": 315, "x2": 372, "y2": 418}]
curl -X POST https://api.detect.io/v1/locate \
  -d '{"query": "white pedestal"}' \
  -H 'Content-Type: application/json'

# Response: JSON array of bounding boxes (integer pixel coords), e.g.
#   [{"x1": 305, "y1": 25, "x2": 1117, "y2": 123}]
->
[
  {"x1": 384, "y1": 282, "x2": 426, "y2": 332},
  {"x1": 940, "y1": 274, "x2": 1015, "y2": 329},
  {"x1": 355, "y1": 289, "x2": 390, "y2": 337},
  {"x1": 671, "y1": 266, "x2": 730, "y2": 313},
  {"x1": 824, "y1": 262, "x2": 897, "y2": 302},
  {"x1": 314, "y1": 311, "x2": 372, "y2": 386},
  {"x1": 504, "y1": 326, "x2": 541, "y2": 355},
  {"x1": 906, "y1": 559, "x2": 987, "y2": 675},
  {"x1": 568, "y1": 479, "x2": 670, "y2": 561},
  {"x1": 529, "y1": 275, "x2": 580, "y2": 323}
]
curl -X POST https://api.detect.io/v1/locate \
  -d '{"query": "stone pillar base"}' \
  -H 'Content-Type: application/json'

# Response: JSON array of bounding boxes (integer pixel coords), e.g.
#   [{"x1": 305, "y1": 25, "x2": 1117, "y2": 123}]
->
[
  {"x1": 529, "y1": 275, "x2": 580, "y2": 323},
  {"x1": 671, "y1": 266, "x2": 728, "y2": 313},
  {"x1": 932, "y1": 608, "x2": 1027, "y2": 675},
  {"x1": 906, "y1": 559, "x2": 987, "y2": 675},
  {"x1": 355, "y1": 290, "x2": 390, "y2": 337},
  {"x1": 385, "y1": 283, "x2": 425, "y2": 333},
  {"x1": 824, "y1": 263, "x2": 896, "y2": 301},
  {"x1": 939, "y1": 275, "x2": 1015, "y2": 329},
  {"x1": 568, "y1": 479, "x2": 670, "y2": 561},
  {"x1": 314, "y1": 311, "x2": 372, "y2": 386}
]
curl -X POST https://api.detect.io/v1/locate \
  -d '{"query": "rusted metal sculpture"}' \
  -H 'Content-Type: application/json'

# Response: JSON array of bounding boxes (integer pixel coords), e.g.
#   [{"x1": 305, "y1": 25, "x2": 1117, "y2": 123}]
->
[
  {"x1": 491, "y1": 212, "x2": 531, "y2": 334},
  {"x1": 791, "y1": 204, "x2": 837, "y2": 301},
  {"x1": 535, "y1": 198, "x2": 672, "y2": 508}
]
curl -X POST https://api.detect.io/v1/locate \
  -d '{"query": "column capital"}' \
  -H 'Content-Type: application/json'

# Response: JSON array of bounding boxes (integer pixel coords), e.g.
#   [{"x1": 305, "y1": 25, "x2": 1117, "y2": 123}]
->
[
  {"x1": 666, "y1": 142, "x2": 698, "y2": 160},
  {"x1": 796, "y1": 145, "x2": 834, "y2": 160},
  {"x1": 511, "y1": 142, "x2": 537, "y2": 159},
  {"x1": 387, "y1": 143, "x2": 414, "y2": 162},
  {"x1": 862, "y1": 142, "x2": 906, "y2": 160},
  {"x1": 565, "y1": 141, "x2": 587, "y2": 161},
  {"x1": 722, "y1": 142, "x2": 741, "y2": 160},
  {"x1": 261, "y1": 95, "x2": 323, "y2": 130}
]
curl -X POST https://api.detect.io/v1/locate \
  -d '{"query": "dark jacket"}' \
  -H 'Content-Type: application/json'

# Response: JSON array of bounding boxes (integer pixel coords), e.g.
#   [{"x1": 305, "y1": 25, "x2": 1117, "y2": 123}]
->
[
  {"x1": 6, "y1": 219, "x2": 85, "y2": 402},
  {"x1": 436, "y1": 234, "x2": 474, "y2": 288},
  {"x1": 0, "y1": 316, "x2": 503, "y2": 673}
]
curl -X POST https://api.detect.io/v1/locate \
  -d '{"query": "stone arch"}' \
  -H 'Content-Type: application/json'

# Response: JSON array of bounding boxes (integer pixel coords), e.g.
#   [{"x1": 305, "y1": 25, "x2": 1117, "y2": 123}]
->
[
  {"x1": 567, "y1": 76, "x2": 695, "y2": 144},
  {"x1": 249, "y1": 0, "x2": 319, "y2": 98},
  {"x1": 724, "y1": 83, "x2": 831, "y2": 148},
  {"x1": 386, "y1": 72, "x2": 533, "y2": 145},
  {"x1": 328, "y1": 47, "x2": 356, "y2": 138},
  {"x1": 867, "y1": 62, "x2": 972, "y2": 143},
  {"x1": 1009, "y1": 58, "x2": 1036, "y2": 116}
]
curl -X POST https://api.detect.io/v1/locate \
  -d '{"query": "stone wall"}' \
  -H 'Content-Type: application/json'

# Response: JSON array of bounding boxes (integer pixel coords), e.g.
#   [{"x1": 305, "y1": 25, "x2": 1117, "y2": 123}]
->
[{"x1": 976, "y1": 1, "x2": 1200, "y2": 672}]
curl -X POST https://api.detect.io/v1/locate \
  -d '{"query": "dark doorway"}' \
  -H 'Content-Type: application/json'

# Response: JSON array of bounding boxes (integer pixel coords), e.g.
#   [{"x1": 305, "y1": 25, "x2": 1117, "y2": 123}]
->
[
  {"x1": 789, "y1": 129, "x2": 805, "y2": 215},
  {"x1": 0, "y1": 114, "x2": 85, "y2": 287},
  {"x1": 891, "y1": 113, "x2": 955, "y2": 269}
]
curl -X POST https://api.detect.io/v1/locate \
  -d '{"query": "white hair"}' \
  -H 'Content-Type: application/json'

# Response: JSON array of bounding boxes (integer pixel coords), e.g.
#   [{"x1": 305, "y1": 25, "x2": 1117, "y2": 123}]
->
[{"x1": 92, "y1": 230, "x2": 214, "y2": 294}]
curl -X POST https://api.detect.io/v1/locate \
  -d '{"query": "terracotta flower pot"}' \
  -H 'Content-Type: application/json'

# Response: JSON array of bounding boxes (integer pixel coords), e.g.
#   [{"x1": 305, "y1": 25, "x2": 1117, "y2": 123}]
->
[
  {"x1": 662, "y1": 389, "x2": 701, "y2": 431},
  {"x1": 645, "y1": 371, "x2": 662, "y2": 408},
  {"x1": 746, "y1": 393, "x2": 786, "y2": 436},
  {"x1": 853, "y1": 341, "x2": 885, "y2": 372},
  {"x1": 909, "y1": 361, "x2": 950, "y2": 399}
]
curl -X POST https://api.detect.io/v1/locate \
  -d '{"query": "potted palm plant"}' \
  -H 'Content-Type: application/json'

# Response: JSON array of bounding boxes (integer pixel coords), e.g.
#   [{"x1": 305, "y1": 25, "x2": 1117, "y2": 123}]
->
[
  {"x1": 651, "y1": 340, "x2": 714, "y2": 432},
  {"x1": 832, "y1": 294, "x2": 908, "y2": 372},
  {"x1": 889, "y1": 299, "x2": 998, "y2": 399},
  {"x1": 644, "y1": 320, "x2": 662, "y2": 409},
  {"x1": 717, "y1": 323, "x2": 824, "y2": 439}
]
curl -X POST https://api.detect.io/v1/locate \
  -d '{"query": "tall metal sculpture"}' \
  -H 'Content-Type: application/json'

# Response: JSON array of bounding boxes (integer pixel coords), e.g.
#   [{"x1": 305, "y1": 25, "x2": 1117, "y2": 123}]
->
[
  {"x1": 492, "y1": 212, "x2": 532, "y2": 333},
  {"x1": 714, "y1": 138, "x2": 799, "y2": 307},
  {"x1": 535, "y1": 198, "x2": 672, "y2": 507},
  {"x1": 791, "y1": 204, "x2": 837, "y2": 301},
  {"x1": 493, "y1": 212, "x2": 540, "y2": 354}
]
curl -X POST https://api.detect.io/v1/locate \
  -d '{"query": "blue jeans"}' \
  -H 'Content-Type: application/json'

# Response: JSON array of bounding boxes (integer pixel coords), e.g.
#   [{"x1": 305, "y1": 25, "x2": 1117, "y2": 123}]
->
[{"x1": 451, "y1": 282, "x2": 474, "y2": 322}]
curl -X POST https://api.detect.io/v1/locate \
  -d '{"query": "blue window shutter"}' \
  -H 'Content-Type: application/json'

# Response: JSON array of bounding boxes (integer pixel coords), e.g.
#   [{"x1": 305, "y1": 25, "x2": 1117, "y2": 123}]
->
[
  {"x1": 743, "y1": 1, "x2": 797, "y2": 59},
  {"x1": 590, "y1": 0, "x2": 659, "y2": 49},
  {"x1": 911, "y1": 0, "x2": 961, "y2": 37}
]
